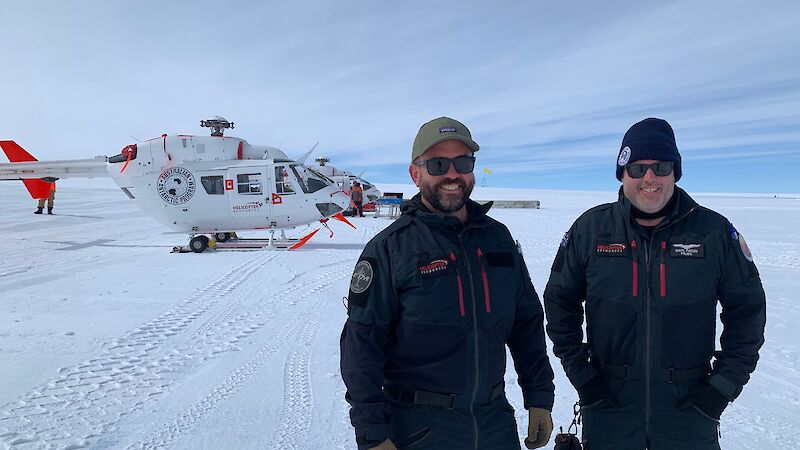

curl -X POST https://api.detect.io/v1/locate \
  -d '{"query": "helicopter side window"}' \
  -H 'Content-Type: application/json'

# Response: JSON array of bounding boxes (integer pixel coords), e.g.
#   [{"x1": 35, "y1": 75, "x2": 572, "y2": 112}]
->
[
  {"x1": 237, "y1": 173, "x2": 263, "y2": 195},
  {"x1": 201, "y1": 175, "x2": 224, "y2": 195},
  {"x1": 290, "y1": 165, "x2": 328, "y2": 193},
  {"x1": 275, "y1": 166, "x2": 295, "y2": 195}
]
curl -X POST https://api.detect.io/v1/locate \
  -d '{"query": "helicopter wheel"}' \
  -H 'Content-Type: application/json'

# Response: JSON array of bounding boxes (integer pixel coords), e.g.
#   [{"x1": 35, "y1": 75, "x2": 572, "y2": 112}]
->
[
  {"x1": 214, "y1": 232, "x2": 230, "y2": 242},
  {"x1": 189, "y1": 235, "x2": 209, "y2": 253}
]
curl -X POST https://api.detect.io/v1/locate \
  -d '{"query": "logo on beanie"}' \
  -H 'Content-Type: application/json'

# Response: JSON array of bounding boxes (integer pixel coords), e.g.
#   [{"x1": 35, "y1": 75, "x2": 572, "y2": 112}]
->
[
  {"x1": 439, "y1": 126, "x2": 457, "y2": 133},
  {"x1": 618, "y1": 146, "x2": 631, "y2": 166}
]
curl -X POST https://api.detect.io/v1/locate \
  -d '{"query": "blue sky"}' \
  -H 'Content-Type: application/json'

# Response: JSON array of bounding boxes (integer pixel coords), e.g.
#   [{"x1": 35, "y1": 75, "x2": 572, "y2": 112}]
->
[{"x1": 1, "y1": 1, "x2": 798, "y2": 193}]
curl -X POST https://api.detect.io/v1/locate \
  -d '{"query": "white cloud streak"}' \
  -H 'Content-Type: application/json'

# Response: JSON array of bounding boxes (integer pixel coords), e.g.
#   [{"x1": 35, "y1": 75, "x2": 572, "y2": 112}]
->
[{"x1": 1, "y1": 1, "x2": 797, "y2": 191}]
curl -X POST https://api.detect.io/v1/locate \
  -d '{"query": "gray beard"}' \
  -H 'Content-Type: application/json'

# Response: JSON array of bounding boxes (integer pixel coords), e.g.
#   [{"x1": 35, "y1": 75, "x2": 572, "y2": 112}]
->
[{"x1": 420, "y1": 179, "x2": 474, "y2": 213}]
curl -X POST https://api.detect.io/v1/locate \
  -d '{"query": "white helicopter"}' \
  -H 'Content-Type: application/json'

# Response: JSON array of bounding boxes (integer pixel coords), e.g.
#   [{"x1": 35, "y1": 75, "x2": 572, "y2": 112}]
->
[
  {"x1": 309, "y1": 157, "x2": 382, "y2": 214},
  {"x1": 0, "y1": 117, "x2": 353, "y2": 252}
]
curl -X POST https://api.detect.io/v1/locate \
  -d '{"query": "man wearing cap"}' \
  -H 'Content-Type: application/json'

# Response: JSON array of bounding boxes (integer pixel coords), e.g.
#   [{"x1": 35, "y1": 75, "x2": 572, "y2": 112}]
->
[
  {"x1": 544, "y1": 118, "x2": 766, "y2": 449},
  {"x1": 340, "y1": 117, "x2": 555, "y2": 449}
]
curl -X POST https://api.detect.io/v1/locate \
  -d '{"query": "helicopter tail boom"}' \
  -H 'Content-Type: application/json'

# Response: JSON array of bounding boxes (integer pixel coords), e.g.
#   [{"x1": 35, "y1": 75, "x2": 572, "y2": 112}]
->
[{"x1": 0, "y1": 140, "x2": 110, "y2": 198}]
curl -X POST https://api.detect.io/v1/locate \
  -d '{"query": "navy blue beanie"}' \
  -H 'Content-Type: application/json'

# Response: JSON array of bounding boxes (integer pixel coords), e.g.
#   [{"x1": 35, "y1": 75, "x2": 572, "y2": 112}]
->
[{"x1": 616, "y1": 118, "x2": 682, "y2": 181}]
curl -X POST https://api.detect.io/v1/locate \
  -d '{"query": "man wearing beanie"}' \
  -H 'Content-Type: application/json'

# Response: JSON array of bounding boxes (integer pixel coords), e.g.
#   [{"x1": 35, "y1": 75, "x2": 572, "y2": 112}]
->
[
  {"x1": 341, "y1": 117, "x2": 555, "y2": 449},
  {"x1": 544, "y1": 118, "x2": 766, "y2": 449}
]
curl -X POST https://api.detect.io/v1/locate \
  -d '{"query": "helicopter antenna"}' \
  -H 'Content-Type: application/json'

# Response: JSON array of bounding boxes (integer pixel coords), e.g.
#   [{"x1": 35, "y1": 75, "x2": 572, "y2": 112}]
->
[
  {"x1": 200, "y1": 116, "x2": 234, "y2": 137},
  {"x1": 129, "y1": 134, "x2": 142, "y2": 142}
]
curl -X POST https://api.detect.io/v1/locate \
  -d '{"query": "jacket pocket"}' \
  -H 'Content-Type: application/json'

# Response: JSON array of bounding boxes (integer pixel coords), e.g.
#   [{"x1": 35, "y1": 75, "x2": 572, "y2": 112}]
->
[
  {"x1": 486, "y1": 317, "x2": 513, "y2": 385},
  {"x1": 585, "y1": 295, "x2": 637, "y2": 365},
  {"x1": 397, "y1": 427, "x2": 432, "y2": 449},
  {"x1": 661, "y1": 300, "x2": 715, "y2": 368},
  {"x1": 386, "y1": 320, "x2": 467, "y2": 393}
]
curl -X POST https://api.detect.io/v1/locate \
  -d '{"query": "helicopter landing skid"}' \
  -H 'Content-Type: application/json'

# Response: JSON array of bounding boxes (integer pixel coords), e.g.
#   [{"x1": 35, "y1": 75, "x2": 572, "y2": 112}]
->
[{"x1": 171, "y1": 236, "x2": 300, "y2": 253}]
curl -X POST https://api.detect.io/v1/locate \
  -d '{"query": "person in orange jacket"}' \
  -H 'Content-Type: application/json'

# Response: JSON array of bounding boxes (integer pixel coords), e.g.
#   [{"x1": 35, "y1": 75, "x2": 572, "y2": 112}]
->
[
  {"x1": 351, "y1": 181, "x2": 365, "y2": 217},
  {"x1": 35, "y1": 181, "x2": 56, "y2": 215}
]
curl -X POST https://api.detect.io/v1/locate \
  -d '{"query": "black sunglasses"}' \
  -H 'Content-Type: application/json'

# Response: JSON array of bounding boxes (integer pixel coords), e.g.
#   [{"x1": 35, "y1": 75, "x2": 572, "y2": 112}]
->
[
  {"x1": 625, "y1": 161, "x2": 674, "y2": 178},
  {"x1": 413, "y1": 155, "x2": 476, "y2": 176}
]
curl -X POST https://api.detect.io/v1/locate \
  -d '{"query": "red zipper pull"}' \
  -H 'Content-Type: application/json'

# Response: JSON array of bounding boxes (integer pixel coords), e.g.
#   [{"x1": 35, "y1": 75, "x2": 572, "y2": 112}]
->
[
  {"x1": 450, "y1": 251, "x2": 465, "y2": 317},
  {"x1": 631, "y1": 240, "x2": 639, "y2": 297},
  {"x1": 476, "y1": 248, "x2": 491, "y2": 313},
  {"x1": 660, "y1": 241, "x2": 667, "y2": 297}
]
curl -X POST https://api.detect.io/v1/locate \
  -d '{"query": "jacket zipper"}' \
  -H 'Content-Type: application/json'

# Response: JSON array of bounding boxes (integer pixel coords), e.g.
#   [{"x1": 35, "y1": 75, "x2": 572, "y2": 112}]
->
[
  {"x1": 639, "y1": 205, "x2": 697, "y2": 443},
  {"x1": 450, "y1": 251, "x2": 465, "y2": 317},
  {"x1": 644, "y1": 241, "x2": 652, "y2": 438},
  {"x1": 459, "y1": 239, "x2": 481, "y2": 450},
  {"x1": 660, "y1": 241, "x2": 667, "y2": 298},
  {"x1": 631, "y1": 240, "x2": 639, "y2": 297},
  {"x1": 476, "y1": 248, "x2": 491, "y2": 313}
]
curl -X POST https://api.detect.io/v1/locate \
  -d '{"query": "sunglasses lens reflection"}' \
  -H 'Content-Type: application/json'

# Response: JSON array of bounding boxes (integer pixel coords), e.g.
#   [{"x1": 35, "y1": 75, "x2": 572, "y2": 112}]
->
[
  {"x1": 626, "y1": 161, "x2": 673, "y2": 178},
  {"x1": 425, "y1": 156, "x2": 475, "y2": 176}
]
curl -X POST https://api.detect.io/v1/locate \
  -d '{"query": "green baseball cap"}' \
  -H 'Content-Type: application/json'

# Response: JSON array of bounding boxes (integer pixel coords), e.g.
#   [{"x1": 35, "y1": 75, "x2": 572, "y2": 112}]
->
[{"x1": 412, "y1": 117, "x2": 480, "y2": 162}]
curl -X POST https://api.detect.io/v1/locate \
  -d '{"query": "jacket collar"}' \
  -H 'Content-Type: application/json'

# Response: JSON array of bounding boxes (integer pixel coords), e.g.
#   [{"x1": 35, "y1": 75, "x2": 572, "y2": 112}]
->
[
  {"x1": 617, "y1": 186, "x2": 699, "y2": 228},
  {"x1": 401, "y1": 193, "x2": 494, "y2": 230}
]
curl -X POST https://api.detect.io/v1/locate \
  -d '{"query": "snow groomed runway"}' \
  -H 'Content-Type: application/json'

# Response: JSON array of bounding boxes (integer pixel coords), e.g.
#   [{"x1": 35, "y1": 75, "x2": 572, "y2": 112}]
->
[{"x1": 0, "y1": 183, "x2": 797, "y2": 449}]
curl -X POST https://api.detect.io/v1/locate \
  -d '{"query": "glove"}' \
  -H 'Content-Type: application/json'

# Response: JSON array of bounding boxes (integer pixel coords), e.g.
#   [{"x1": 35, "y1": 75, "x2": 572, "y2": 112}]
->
[
  {"x1": 678, "y1": 383, "x2": 729, "y2": 420},
  {"x1": 524, "y1": 407, "x2": 553, "y2": 449},
  {"x1": 577, "y1": 376, "x2": 619, "y2": 408},
  {"x1": 367, "y1": 439, "x2": 398, "y2": 450}
]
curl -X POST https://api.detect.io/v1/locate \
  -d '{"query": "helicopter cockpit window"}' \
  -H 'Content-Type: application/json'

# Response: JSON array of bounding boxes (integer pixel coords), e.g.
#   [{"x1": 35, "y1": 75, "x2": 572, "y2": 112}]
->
[
  {"x1": 361, "y1": 181, "x2": 374, "y2": 190},
  {"x1": 275, "y1": 166, "x2": 295, "y2": 195},
  {"x1": 201, "y1": 175, "x2": 224, "y2": 195},
  {"x1": 237, "y1": 173, "x2": 263, "y2": 195},
  {"x1": 290, "y1": 164, "x2": 329, "y2": 193}
]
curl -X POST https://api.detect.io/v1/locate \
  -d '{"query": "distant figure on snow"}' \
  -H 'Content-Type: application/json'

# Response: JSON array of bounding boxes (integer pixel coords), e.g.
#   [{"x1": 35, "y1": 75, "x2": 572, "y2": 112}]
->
[
  {"x1": 35, "y1": 181, "x2": 56, "y2": 215},
  {"x1": 350, "y1": 181, "x2": 364, "y2": 217}
]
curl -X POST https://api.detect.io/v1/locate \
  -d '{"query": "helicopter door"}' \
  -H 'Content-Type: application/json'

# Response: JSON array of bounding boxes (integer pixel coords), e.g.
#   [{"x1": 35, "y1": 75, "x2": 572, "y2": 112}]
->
[
  {"x1": 227, "y1": 167, "x2": 271, "y2": 220},
  {"x1": 270, "y1": 164, "x2": 303, "y2": 227}
]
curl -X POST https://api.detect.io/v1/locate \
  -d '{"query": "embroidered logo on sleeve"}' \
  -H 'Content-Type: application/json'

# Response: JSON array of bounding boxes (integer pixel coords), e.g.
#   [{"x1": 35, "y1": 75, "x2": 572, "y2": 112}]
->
[
  {"x1": 560, "y1": 231, "x2": 571, "y2": 248},
  {"x1": 729, "y1": 223, "x2": 753, "y2": 262},
  {"x1": 728, "y1": 223, "x2": 739, "y2": 240},
  {"x1": 738, "y1": 234, "x2": 754, "y2": 262},
  {"x1": 670, "y1": 243, "x2": 705, "y2": 258},
  {"x1": 350, "y1": 260, "x2": 374, "y2": 294}
]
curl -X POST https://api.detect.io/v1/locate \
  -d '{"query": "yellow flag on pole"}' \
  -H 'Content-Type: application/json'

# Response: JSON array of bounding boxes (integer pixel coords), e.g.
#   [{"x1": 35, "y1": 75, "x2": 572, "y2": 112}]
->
[{"x1": 483, "y1": 168, "x2": 493, "y2": 174}]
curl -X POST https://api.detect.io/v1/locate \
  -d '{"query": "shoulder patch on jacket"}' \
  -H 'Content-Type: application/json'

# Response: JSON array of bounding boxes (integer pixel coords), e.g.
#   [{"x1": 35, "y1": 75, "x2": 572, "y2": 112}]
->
[
  {"x1": 560, "y1": 230, "x2": 571, "y2": 248},
  {"x1": 348, "y1": 257, "x2": 377, "y2": 307},
  {"x1": 729, "y1": 223, "x2": 753, "y2": 262}
]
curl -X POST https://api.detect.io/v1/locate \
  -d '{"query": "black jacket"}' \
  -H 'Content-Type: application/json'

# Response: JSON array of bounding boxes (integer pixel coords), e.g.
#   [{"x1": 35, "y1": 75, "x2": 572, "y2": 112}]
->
[
  {"x1": 544, "y1": 187, "x2": 766, "y2": 401},
  {"x1": 340, "y1": 194, "x2": 554, "y2": 448}
]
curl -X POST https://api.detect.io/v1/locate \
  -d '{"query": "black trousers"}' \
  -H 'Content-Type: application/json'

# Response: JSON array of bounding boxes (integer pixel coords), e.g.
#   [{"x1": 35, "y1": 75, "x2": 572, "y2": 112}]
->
[
  {"x1": 354, "y1": 201, "x2": 363, "y2": 216},
  {"x1": 582, "y1": 376, "x2": 720, "y2": 450},
  {"x1": 389, "y1": 396, "x2": 521, "y2": 450}
]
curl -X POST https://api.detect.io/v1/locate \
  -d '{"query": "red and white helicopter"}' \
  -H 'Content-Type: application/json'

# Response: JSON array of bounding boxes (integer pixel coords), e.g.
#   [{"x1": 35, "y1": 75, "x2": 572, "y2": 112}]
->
[{"x1": 0, "y1": 117, "x2": 353, "y2": 252}]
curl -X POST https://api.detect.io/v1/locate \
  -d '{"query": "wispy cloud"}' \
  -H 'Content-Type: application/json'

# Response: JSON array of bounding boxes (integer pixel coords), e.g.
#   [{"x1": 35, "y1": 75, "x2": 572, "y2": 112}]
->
[{"x1": 1, "y1": 0, "x2": 797, "y2": 193}]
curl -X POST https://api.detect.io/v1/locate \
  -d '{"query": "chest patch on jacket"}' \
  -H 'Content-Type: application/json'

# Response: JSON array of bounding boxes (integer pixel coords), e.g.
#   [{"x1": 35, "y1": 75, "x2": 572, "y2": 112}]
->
[
  {"x1": 596, "y1": 242, "x2": 627, "y2": 256},
  {"x1": 418, "y1": 258, "x2": 453, "y2": 278},
  {"x1": 669, "y1": 242, "x2": 705, "y2": 258},
  {"x1": 486, "y1": 252, "x2": 514, "y2": 267}
]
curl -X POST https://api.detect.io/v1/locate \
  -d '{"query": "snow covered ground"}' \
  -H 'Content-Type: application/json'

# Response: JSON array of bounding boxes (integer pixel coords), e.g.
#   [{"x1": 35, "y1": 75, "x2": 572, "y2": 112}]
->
[{"x1": 0, "y1": 182, "x2": 797, "y2": 449}]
